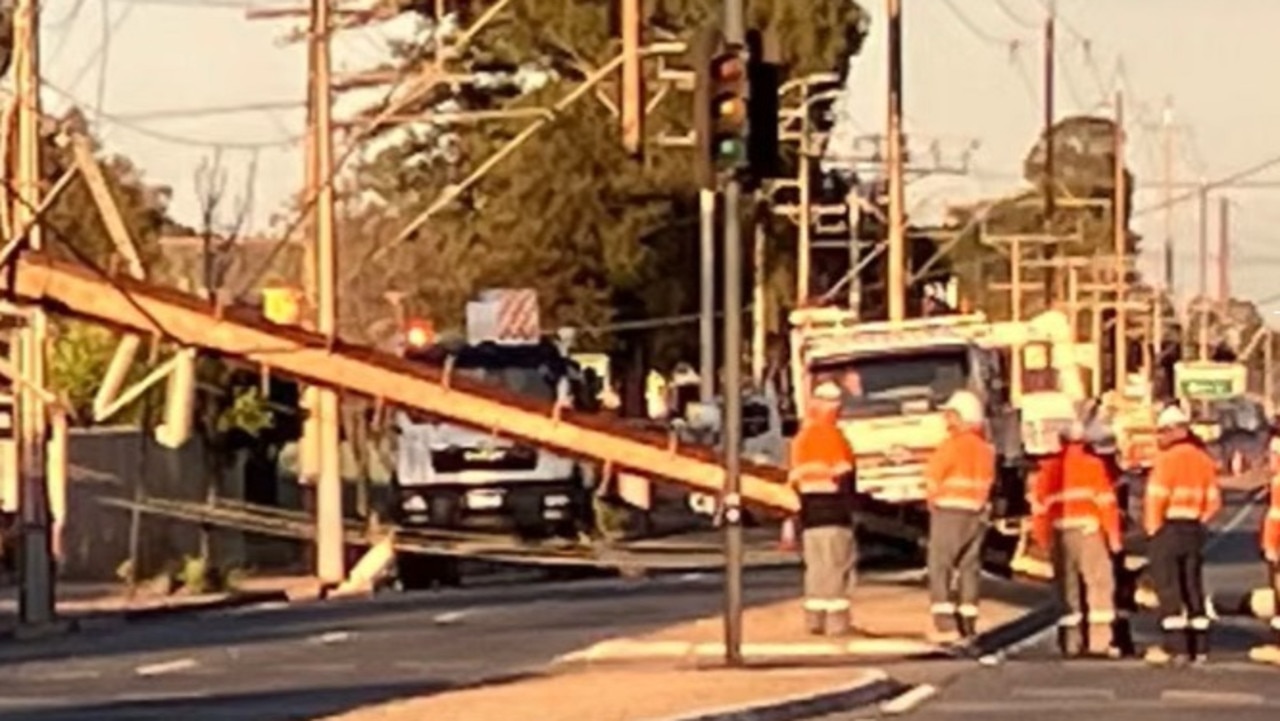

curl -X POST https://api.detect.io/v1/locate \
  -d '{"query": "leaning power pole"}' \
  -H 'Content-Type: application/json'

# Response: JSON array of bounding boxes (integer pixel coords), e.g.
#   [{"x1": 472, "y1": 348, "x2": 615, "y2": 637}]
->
[
  {"x1": 885, "y1": 0, "x2": 906, "y2": 323},
  {"x1": 10, "y1": 0, "x2": 55, "y2": 625},
  {"x1": 307, "y1": 0, "x2": 345, "y2": 585}
]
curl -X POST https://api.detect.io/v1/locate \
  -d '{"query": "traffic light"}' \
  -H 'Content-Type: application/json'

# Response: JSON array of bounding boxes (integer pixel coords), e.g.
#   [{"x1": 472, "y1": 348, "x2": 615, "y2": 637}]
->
[
  {"x1": 693, "y1": 26, "x2": 782, "y2": 188},
  {"x1": 404, "y1": 318, "x2": 435, "y2": 349},
  {"x1": 693, "y1": 28, "x2": 746, "y2": 188},
  {"x1": 745, "y1": 29, "x2": 781, "y2": 183}
]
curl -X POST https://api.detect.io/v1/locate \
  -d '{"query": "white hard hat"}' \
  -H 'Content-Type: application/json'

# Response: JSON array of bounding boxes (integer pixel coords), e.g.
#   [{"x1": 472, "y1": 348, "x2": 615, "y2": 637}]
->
[
  {"x1": 1156, "y1": 404, "x2": 1190, "y2": 429},
  {"x1": 812, "y1": 381, "x2": 842, "y2": 401},
  {"x1": 942, "y1": 390, "x2": 984, "y2": 426}
]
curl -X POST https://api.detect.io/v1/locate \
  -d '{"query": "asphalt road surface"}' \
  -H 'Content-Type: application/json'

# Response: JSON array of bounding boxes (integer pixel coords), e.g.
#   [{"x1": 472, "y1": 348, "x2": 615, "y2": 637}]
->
[
  {"x1": 813, "y1": 481, "x2": 1280, "y2": 721},
  {"x1": 0, "y1": 569, "x2": 812, "y2": 721}
]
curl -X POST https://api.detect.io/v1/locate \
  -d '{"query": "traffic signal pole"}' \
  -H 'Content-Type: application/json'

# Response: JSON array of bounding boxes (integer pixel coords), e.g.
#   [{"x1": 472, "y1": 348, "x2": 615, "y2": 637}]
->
[{"x1": 720, "y1": 0, "x2": 746, "y2": 668}]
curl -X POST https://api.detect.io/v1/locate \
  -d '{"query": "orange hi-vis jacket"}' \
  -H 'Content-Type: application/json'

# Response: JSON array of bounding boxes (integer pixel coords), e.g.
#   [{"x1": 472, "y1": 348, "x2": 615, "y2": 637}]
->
[
  {"x1": 924, "y1": 429, "x2": 996, "y2": 513},
  {"x1": 788, "y1": 417, "x2": 857, "y2": 528},
  {"x1": 1265, "y1": 437, "x2": 1280, "y2": 559},
  {"x1": 1143, "y1": 440, "x2": 1221, "y2": 536},
  {"x1": 1030, "y1": 442, "x2": 1122, "y2": 551}
]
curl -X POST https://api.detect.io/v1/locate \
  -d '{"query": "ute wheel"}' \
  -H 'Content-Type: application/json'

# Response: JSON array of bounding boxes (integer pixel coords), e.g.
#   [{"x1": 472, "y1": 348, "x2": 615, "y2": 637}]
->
[{"x1": 397, "y1": 552, "x2": 461, "y2": 590}]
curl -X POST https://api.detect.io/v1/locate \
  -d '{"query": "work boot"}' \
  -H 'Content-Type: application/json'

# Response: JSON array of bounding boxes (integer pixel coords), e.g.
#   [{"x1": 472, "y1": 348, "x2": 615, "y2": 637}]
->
[
  {"x1": 1187, "y1": 631, "x2": 1210, "y2": 664},
  {"x1": 804, "y1": 609, "x2": 825, "y2": 636},
  {"x1": 957, "y1": 615, "x2": 978, "y2": 639},
  {"x1": 1143, "y1": 646, "x2": 1176, "y2": 666},
  {"x1": 1058, "y1": 625, "x2": 1084, "y2": 657},
  {"x1": 826, "y1": 609, "x2": 852, "y2": 637},
  {"x1": 1248, "y1": 644, "x2": 1280, "y2": 665},
  {"x1": 1087, "y1": 623, "x2": 1116, "y2": 658}
]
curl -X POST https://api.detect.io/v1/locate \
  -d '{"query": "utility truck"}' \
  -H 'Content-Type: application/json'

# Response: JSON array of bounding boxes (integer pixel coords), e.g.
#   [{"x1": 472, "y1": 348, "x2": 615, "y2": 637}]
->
[
  {"x1": 787, "y1": 308, "x2": 1087, "y2": 559},
  {"x1": 391, "y1": 290, "x2": 600, "y2": 541}
]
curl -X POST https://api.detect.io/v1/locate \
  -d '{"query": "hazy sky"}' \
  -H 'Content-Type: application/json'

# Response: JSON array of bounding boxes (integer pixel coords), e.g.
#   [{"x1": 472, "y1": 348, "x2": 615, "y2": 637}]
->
[{"x1": 37, "y1": 0, "x2": 1280, "y2": 311}]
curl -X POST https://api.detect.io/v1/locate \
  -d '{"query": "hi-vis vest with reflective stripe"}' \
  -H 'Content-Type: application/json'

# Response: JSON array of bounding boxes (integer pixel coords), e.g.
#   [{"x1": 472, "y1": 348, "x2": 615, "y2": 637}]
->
[
  {"x1": 1144, "y1": 441, "x2": 1221, "y2": 534},
  {"x1": 787, "y1": 423, "x2": 855, "y2": 494},
  {"x1": 1030, "y1": 443, "x2": 1121, "y2": 549},
  {"x1": 924, "y1": 429, "x2": 996, "y2": 512}
]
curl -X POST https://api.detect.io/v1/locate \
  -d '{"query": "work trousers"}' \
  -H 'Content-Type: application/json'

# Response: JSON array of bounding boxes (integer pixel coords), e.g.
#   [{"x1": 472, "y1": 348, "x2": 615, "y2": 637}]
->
[
  {"x1": 928, "y1": 508, "x2": 987, "y2": 636},
  {"x1": 1051, "y1": 527, "x2": 1117, "y2": 655},
  {"x1": 1149, "y1": 520, "x2": 1210, "y2": 658},
  {"x1": 802, "y1": 525, "x2": 856, "y2": 635}
]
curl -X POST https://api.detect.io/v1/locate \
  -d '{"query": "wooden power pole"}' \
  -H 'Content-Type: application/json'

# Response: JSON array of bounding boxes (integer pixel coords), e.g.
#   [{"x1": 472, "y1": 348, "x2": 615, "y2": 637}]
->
[
  {"x1": 10, "y1": 0, "x2": 55, "y2": 625},
  {"x1": 308, "y1": 0, "x2": 345, "y2": 584},
  {"x1": 886, "y1": 0, "x2": 906, "y2": 324},
  {"x1": 1041, "y1": 0, "x2": 1058, "y2": 303},
  {"x1": 1112, "y1": 88, "x2": 1127, "y2": 389},
  {"x1": 1217, "y1": 196, "x2": 1230, "y2": 305}
]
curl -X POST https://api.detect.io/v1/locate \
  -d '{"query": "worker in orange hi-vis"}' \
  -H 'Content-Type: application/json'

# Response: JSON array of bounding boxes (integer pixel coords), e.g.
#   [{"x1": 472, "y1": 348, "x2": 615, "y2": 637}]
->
[
  {"x1": 788, "y1": 381, "x2": 858, "y2": 636},
  {"x1": 1143, "y1": 405, "x2": 1222, "y2": 666},
  {"x1": 1032, "y1": 406, "x2": 1123, "y2": 659},
  {"x1": 1249, "y1": 421, "x2": 1280, "y2": 665},
  {"x1": 924, "y1": 390, "x2": 996, "y2": 643}
]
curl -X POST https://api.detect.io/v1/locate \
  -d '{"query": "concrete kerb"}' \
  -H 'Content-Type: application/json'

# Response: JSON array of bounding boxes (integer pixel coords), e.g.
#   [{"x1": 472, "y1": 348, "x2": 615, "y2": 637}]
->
[
  {"x1": 638, "y1": 670, "x2": 907, "y2": 721},
  {"x1": 0, "y1": 588, "x2": 294, "y2": 642}
]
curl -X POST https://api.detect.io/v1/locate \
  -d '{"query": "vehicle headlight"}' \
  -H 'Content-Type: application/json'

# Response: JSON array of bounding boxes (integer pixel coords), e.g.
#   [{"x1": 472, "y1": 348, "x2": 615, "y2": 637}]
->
[
  {"x1": 543, "y1": 494, "x2": 571, "y2": 508},
  {"x1": 402, "y1": 495, "x2": 427, "y2": 512}
]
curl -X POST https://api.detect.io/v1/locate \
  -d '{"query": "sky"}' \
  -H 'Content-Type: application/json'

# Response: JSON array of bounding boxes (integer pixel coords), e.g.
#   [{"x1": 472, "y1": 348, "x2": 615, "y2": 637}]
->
[{"x1": 35, "y1": 0, "x2": 1280, "y2": 313}]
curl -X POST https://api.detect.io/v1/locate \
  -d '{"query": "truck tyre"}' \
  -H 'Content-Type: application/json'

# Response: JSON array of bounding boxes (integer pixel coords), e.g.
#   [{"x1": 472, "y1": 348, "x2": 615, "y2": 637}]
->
[{"x1": 397, "y1": 552, "x2": 461, "y2": 590}]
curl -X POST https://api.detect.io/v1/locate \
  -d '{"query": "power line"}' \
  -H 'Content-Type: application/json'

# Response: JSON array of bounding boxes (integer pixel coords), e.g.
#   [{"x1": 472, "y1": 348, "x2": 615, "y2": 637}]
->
[
  {"x1": 41, "y1": 80, "x2": 304, "y2": 149},
  {"x1": 992, "y1": 0, "x2": 1037, "y2": 28},
  {"x1": 110, "y1": 100, "x2": 305, "y2": 122},
  {"x1": 1133, "y1": 151, "x2": 1280, "y2": 218}
]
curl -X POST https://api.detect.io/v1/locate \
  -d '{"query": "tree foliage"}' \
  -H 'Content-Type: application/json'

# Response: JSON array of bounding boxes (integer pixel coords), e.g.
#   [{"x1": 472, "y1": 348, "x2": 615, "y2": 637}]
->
[{"x1": 349, "y1": 0, "x2": 869, "y2": 370}]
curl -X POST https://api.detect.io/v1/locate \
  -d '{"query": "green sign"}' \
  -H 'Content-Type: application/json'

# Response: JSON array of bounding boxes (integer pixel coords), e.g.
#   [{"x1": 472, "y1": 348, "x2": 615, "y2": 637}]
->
[{"x1": 1178, "y1": 378, "x2": 1234, "y2": 399}]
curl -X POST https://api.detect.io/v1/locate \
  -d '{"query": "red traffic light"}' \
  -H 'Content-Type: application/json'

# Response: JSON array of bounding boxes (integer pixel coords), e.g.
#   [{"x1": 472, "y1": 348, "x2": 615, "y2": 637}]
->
[{"x1": 712, "y1": 55, "x2": 745, "y2": 82}]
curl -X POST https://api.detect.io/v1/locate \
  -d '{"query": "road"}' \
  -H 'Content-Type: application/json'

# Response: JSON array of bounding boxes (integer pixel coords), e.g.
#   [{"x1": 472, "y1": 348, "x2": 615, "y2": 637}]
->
[
  {"x1": 813, "y1": 482, "x2": 1280, "y2": 721},
  {"x1": 0, "y1": 569, "x2": 810, "y2": 721}
]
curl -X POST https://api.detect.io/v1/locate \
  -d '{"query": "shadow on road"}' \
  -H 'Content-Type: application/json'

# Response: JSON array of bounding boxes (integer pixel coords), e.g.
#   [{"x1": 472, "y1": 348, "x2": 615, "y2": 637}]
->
[{"x1": 2, "y1": 674, "x2": 541, "y2": 721}]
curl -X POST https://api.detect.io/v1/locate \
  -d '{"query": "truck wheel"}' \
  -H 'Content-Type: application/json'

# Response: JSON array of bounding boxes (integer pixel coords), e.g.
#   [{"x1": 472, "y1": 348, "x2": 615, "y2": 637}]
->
[{"x1": 397, "y1": 552, "x2": 461, "y2": 590}]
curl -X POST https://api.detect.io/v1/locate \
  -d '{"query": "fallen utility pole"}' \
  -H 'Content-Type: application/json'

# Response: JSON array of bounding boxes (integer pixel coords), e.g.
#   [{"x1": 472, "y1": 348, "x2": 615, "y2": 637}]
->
[{"x1": 5, "y1": 253, "x2": 798, "y2": 516}]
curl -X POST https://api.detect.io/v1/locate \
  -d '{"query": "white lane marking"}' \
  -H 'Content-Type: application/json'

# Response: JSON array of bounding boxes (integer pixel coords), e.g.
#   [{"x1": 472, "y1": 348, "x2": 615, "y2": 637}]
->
[
  {"x1": 0, "y1": 697, "x2": 73, "y2": 709},
  {"x1": 678, "y1": 572, "x2": 707, "y2": 582},
  {"x1": 432, "y1": 609, "x2": 472, "y2": 625},
  {"x1": 1161, "y1": 690, "x2": 1265, "y2": 706},
  {"x1": 311, "y1": 630, "x2": 352, "y2": 644},
  {"x1": 134, "y1": 658, "x2": 198, "y2": 677},
  {"x1": 1012, "y1": 687, "x2": 1116, "y2": 701},
  {"x1": 880, "y1": 684, "x2": 938, "y2": 715},
  {"x1": 21, "y1": 669, "x2": 102, "y2": 682}
]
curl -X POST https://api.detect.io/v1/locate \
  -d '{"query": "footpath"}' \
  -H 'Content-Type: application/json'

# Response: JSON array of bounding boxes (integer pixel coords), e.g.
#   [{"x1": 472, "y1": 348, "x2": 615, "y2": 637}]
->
[
  {"x1": 320, "y1": 575, "x2": 1049, "y2": 721},
  {"x1": 0, "y1": 575, "x2": 317, "y2": 638}
]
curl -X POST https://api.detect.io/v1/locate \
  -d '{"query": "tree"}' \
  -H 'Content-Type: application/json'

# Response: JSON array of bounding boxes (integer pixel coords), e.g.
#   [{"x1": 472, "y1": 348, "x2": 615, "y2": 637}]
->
[{"x1": 348, "y1": 0, "x2": 870, "y2": 377}]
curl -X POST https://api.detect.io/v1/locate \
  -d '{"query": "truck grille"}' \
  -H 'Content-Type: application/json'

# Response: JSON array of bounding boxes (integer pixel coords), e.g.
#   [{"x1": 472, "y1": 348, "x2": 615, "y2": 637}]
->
[{"x1": 431, "y1": 445, "x2": 538, "y2": 473}]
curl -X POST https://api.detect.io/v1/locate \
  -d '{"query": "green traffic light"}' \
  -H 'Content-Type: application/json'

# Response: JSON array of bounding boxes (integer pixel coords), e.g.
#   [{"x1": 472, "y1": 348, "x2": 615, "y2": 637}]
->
[{"x1": 716, "y1": 137, "x2": 745, "y2": 161}]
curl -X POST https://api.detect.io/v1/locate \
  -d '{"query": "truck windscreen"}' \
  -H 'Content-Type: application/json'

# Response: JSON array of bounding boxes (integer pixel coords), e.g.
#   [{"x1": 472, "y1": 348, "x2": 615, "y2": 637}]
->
[
  {"x1": 815, "y1": 347, "x2": 970, "y2": 419},
  {"x1": 457, "y1": 365, "x2": 557, "y2": 403}
]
